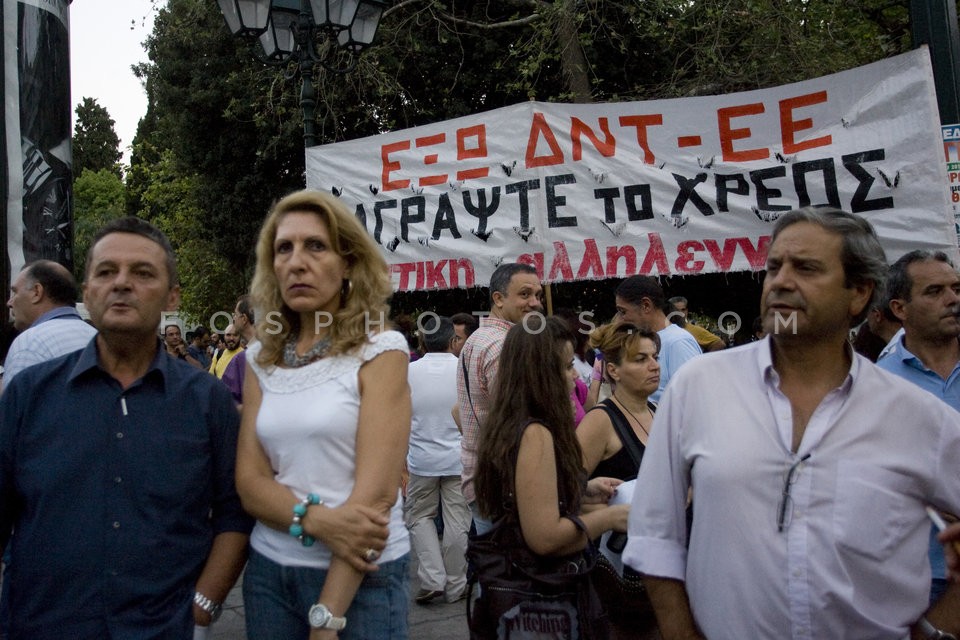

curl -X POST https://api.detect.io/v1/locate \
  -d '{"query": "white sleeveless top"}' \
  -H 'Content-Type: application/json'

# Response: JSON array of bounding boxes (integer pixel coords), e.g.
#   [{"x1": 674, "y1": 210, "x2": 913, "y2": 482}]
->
[{"x1": 246, "y1": 331, "x2": 410, "y2": 568}]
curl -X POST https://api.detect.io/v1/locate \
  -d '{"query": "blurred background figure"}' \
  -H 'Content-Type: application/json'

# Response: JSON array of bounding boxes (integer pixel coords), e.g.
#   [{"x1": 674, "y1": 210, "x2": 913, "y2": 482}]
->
[
  {"x1": 853, "y1": 302, "x2": 901, "y2": 362},
  {"x1": 163, "y1": 323, "x2": 203, "y2": 368},
  {"x1": 221, "y1": 295, "x2": 257, "y2": 408},
  {"x1": 2, "y1": 260, "x2": 96, "y2": 389},
  {"x1": 449, "y1": 312, "x2": 478, "y2": 358},
  {"x1": 188, "y1": 326, "x2": 212, "y2": 370},
  {"x1": 667, "y1": 296, "x2": 725, "y2": 352},
  {"x1": 209, "y1": 324, "x2": 243, "y2": 379}
]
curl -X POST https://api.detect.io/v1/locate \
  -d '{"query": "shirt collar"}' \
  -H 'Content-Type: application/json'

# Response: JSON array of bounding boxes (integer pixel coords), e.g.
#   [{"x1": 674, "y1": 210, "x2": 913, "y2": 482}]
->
[
  {"x1": 886, "y1": 332, "x2": 960, "y2": 375},
  {"x1": 420, "y1": 351, "x2": 457, "y2": 360},
  {"x1": 886, "y1": 333, "x2": 919, "y2": 366},
  {"x1": 69, "y1": 337, "x2": 169, "y2": 391},
  {"x1": 30, "y1": 305, "x2": 82, "y2": 328},
  {"x1": 478, "y1": 315, "x2": 513, "y2": 331},
  {"x1": 758, "y1": 335, "x2": 857, "y2": 394}
]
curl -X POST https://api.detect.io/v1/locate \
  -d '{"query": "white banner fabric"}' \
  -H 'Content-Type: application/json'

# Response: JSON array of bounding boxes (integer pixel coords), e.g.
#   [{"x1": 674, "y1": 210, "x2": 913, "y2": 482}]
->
[{"x1": 307, "y1": 48, "x2": 955, "y2": 292}]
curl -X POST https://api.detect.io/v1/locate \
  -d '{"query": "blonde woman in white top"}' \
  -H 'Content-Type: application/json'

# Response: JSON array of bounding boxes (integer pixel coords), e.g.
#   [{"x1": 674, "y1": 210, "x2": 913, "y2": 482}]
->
[{"x1": 236, "y1": 190, "x2": 411, "y2": 640}]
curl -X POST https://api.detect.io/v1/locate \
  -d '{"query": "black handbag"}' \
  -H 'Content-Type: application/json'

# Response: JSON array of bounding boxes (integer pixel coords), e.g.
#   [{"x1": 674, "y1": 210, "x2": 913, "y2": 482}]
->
[{"x1": 466, "y1": 511, "x2": 608, "y2": 640}]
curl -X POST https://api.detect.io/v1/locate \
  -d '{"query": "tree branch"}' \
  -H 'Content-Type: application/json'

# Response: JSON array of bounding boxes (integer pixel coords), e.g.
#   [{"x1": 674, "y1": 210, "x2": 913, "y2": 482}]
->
[
  {"x1": 382, "y1": 0, "x2": 422, "y2": 19},
  {"x1": 384, "y1": 0, "x2": 542, "y2": 30},
  {"x1": 438, "y1": 12, "x2": 542, "y2": 30}
]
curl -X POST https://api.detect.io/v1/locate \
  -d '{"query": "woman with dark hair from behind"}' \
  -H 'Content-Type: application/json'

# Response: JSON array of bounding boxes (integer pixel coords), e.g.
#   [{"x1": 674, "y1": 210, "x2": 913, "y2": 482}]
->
[{"x1": 473, "y1": 316, "x2": 627, "y2": 638}]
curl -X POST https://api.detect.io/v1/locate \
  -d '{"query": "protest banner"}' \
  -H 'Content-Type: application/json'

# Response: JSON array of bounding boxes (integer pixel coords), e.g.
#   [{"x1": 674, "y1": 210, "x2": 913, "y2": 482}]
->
[
  {"x1": 944, "y1": 123, "x2": 960, "y2": 245},
  {"x1": 307, "y1": 48, "x2": 955, "y2": 292}
]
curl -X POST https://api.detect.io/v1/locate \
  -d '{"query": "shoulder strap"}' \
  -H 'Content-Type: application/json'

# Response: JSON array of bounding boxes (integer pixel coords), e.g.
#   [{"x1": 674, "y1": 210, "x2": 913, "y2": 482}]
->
[
  {"x1": 461, "y1": 356, "x2": 480, "y2": 423},
  {"x1": 596, "y1": 400, "x2": 645, "y2": 469}
]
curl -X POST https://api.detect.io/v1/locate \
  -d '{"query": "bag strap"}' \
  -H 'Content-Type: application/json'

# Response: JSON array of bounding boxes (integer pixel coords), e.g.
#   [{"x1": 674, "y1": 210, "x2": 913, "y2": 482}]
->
[
  {"x1": 596, "y1": 400, "x2": 645, "y2": 470},
  {"x1": 564, "y1": 512, "x2": 589, "y2": 537},
  {"x1": 461, "y1": 355, "x2": 481, "y2": 425}
]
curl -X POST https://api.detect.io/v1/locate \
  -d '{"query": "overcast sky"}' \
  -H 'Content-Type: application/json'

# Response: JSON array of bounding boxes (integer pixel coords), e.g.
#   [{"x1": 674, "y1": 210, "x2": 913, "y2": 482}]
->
[{"x1": 69, "y1": 0, "x2": 157, "y2": 164}]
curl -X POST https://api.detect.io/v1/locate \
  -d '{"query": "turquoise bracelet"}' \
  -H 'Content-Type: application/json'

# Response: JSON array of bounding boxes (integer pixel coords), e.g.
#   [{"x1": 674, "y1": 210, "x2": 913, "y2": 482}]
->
[{"x1": 289, "y1": 493, "x2": 322, "y2": 546}]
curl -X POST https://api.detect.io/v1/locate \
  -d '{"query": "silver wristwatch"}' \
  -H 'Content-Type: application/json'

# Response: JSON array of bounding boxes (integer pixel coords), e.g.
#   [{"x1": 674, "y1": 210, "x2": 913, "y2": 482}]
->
[
  {"x1": 919, "y1": 617, "x2": 958, "y2": 640},
  {"x1": 309, "y1": 603, "x2": 347, "y2": 630},
  {"x1": 193, "y1": 591, "x2": 223, "y2": 622}
]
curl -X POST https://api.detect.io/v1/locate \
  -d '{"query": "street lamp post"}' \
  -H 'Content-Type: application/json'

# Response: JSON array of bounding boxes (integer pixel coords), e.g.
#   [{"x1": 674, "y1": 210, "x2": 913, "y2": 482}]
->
[{"x1": 216, "y1": 0, "x2": 388, "y2": 148}]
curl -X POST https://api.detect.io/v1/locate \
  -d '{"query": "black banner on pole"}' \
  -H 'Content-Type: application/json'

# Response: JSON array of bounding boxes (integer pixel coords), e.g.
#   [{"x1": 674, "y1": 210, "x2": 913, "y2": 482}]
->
[{"x1": 2, "y1": 0, "x2": 71, "y2": 358}]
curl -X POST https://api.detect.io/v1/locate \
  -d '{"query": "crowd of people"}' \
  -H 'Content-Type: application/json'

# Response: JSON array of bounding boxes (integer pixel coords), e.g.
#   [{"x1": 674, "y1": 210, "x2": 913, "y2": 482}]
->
[{"x1": 1, "y1": 195, "x2": 960, "y2": 640}]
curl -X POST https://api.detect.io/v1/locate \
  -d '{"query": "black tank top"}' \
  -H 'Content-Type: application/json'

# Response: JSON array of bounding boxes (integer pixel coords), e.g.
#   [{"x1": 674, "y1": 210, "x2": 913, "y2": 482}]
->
[{"x1": 588, "y1": 398, "x2": 651, "y2": 482}]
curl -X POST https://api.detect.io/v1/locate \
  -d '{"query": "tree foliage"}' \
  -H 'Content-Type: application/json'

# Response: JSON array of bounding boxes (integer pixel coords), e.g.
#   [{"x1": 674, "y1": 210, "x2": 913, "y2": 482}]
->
[
  {"x1": 132, "y1": 148, "x2": 237, "y2": 322},
  {"x1": 72, "y1": 97, "x2": 122, "y2": 179},
  {"x1": 131, "y1": 0, "x2": 304, "y2": 282},
  {"x1": 72, "y1": 168, "x2": 125, "y2": 283}
]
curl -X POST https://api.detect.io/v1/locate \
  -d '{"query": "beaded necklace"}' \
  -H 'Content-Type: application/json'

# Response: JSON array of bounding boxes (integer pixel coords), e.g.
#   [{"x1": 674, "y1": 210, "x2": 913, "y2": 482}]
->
[{"x1": 283, "y1": 334, "x2": 332, "y2": 368}]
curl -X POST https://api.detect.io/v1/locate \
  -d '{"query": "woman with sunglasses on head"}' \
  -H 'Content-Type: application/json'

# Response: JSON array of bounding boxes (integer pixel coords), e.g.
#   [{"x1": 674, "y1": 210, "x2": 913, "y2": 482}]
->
[
  {"x1": 576, "y1": 322, "x2": 662, "y2": 640},
  {"x1": 577, "y1": 323, "x2": 661, "y2": 482}
]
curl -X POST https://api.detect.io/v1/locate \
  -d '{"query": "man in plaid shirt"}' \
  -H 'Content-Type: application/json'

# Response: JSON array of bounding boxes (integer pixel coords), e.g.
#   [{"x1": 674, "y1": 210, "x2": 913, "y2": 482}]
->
[{"x1": 455, "y1": 263, "x2": 542, "y2": 534}]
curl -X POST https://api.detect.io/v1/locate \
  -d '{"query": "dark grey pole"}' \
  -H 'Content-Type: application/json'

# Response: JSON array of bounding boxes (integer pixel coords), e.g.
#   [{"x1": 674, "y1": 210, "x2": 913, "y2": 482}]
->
[
  {"x1": 296, "y1": 0, "x2": 317, "y2": 148},
  {"x1": 911, "y1": 0, "x2": 960, "y2": 125}
]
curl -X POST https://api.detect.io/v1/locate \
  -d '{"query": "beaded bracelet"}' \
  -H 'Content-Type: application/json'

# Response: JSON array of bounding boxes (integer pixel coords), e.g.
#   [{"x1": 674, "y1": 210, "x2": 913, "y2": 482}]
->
[{"x1": 289, "y1": 493, "x2": 322, "y2": 546}]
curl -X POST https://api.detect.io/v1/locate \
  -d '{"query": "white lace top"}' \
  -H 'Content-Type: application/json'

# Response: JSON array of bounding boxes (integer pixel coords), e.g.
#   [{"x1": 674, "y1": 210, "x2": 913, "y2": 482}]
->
[{"x1": 246, "y1": 331, "x2": 410, "y2": 568}]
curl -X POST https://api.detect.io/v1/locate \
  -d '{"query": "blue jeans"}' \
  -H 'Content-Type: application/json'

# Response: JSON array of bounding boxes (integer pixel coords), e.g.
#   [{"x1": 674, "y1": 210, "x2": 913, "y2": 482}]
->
[
  {"x1": 243, "y1": 549, "x2": 409, "y2": 640},
  {"x1": 469, "y1": 501, "x2": 493, "y2": 536}
]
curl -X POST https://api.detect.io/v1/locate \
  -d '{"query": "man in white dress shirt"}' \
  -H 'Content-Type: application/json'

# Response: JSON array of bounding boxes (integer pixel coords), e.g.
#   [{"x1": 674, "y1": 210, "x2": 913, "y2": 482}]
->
[
  {"x1": 404, "y1": 315, "x2": 470, "y2": 605},
  {"x1": 624, "y1": 207, "x2": 960, "y2": 639}
]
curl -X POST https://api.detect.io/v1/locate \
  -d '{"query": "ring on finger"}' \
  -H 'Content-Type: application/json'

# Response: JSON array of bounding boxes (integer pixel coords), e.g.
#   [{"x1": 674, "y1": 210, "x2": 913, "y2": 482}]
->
[{"x1": 364, "y1": 548, "x2": 380, "y2": 562}]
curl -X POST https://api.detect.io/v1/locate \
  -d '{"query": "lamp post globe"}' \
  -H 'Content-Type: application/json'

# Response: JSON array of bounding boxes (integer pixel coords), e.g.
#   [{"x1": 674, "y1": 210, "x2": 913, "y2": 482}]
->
[{"x1": 217, "y1": 0, "x2": 388, "y2": 148}]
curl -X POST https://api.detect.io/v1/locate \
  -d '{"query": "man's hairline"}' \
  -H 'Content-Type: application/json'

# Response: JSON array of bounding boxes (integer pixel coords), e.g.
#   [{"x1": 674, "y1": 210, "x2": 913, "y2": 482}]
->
[
  {"x1": 493, "y1": 271, "x2": 542, "y2": 301},
  {"x1": 85, "y1": 230, "x2": 177, "y2": 290},
  {"x1": 615, "y1": 294, "x2": 652, "y2": 312},
  {"x1": 900, "y1": 257, "x2": 959, "y2": 304}
]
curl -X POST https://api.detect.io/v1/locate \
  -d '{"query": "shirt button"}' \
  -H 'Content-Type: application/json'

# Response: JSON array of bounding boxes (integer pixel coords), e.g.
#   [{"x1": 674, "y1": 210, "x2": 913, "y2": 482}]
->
[
  {"x1": 793, "y1": 569, "x2": 802, "y2": 578},
  {"x1": 113, "y1": 521, "x2": 120, "y2": 529},
  {"x1": 116, "y1": 432, "x2": 123, "y2": 439},
  {"x1": 114, "y1": 477, "x2": 122, "y2": 484}
]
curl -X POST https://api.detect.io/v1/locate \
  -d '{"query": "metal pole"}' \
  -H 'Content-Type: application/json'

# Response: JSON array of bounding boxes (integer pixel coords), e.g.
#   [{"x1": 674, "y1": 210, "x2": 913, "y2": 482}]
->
[
  {"x1": 297, "y1": 0, "x2": 316, "y2": 147},
  {"x1": 300, "y1": 59, "x2": 316, "y2": 147},
  {"x1": 911, "y1": 0, "x2": 960, "y2": 125}
]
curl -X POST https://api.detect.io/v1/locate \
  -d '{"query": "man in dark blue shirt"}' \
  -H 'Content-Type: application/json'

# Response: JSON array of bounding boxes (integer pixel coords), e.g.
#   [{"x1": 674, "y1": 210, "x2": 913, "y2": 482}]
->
[{"x1": 0, "y1": 217, "x2": 252, "y2": 639}]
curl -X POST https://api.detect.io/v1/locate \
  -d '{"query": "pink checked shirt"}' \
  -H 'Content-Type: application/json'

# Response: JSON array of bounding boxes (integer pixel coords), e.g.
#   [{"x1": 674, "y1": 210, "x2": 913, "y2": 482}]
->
[{"x1": 455, "y1": 315, "x2": 512, "y2": 503}]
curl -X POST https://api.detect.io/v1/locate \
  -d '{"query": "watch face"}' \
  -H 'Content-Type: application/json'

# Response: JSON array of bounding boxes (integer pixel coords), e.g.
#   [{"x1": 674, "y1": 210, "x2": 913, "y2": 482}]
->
[{"x1": 309, "y1": 604, "x2": 330, "y2": 628}]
